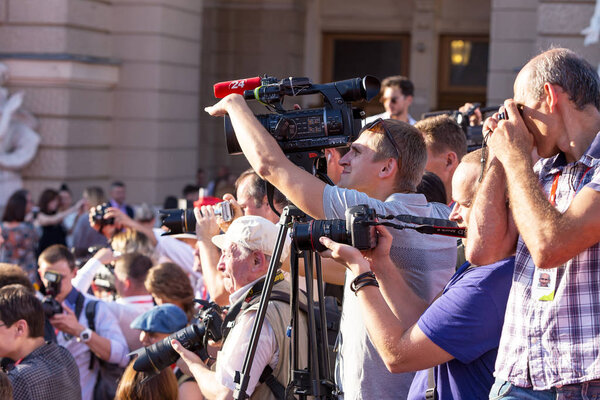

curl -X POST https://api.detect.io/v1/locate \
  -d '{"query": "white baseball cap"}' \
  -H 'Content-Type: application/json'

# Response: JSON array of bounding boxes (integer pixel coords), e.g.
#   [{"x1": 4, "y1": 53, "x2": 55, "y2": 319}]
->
[{"x1": 211, "y1": 216, "x2": 290, "y2": 260}]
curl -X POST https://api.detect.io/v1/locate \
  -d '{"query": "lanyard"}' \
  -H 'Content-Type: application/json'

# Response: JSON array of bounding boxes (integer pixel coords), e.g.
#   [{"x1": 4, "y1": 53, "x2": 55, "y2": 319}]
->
[{"x1": 549, "y1": 166, "x2": 592, "y2": 206}]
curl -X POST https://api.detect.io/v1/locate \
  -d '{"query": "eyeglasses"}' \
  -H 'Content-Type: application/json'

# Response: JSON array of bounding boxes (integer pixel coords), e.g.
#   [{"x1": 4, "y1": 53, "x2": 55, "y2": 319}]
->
[
  {"x1": 361, "y1": 118, "x2": 400, "y2": 160},
  {"x1": 381, "y1": 96, "x2": 398, "y2": 105}
]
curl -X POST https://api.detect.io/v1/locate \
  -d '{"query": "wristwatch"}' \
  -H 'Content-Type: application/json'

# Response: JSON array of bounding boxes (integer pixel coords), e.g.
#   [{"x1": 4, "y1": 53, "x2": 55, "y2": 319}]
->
[{"x1": 78, "y1": 328, "x2": 93, "y2": 343}]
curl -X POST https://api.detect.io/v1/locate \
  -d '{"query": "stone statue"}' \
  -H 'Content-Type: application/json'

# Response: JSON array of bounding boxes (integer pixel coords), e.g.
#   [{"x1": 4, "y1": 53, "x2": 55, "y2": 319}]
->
[{"x1": 0, "y1": 63, "x2": 41, "y2": 209}]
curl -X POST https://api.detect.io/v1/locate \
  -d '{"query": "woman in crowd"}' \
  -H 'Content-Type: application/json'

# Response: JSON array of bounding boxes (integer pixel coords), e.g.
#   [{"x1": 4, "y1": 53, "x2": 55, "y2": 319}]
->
[
  {"x1": 145, "y1": 262, "x2": 196, "y2": 320},
  {"x1": 115, "y1": 361, "x2": 178, "y2": 400},
  {"x1": 0, "y1": 190, "x2": 38, "y2": 284},
  {"x1": 36, "y1": 188, "x2": 84, "y2": 255}
]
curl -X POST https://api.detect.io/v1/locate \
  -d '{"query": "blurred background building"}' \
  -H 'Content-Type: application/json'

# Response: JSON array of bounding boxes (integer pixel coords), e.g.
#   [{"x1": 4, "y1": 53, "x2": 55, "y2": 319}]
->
[{"x1": 0, "y1": 0, "x2": 598, "y2": 203}]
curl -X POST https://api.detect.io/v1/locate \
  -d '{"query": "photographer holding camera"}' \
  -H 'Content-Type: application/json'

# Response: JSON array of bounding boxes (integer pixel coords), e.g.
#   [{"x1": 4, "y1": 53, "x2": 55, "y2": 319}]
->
[
  {"x1": 172, "y1": 215, "x2": 308, "y2": 400},
  {"x1": 205, "y1": 95, "x2": 457, "y2": 398},
  {"x1": 37, "y1": 244, "x2": 129, "y2": 400},
  {"x1": 0, "y1": 284, "x2": 81, "y2": 400}
]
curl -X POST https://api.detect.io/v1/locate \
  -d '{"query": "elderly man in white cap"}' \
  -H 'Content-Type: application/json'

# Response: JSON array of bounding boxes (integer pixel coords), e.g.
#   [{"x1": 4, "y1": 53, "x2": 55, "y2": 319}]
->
[{"x1": 172, "y1": 215, "x2": 308, "y2": 400}]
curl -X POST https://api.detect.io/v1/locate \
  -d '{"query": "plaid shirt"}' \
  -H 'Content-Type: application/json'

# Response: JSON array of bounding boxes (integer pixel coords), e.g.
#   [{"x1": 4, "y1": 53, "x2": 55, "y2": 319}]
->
[
  {"x1": 7, "y1": 342, "x2": 81, "y2": 400},
  {"x1": 495, "y1": 132, "x2": 600, "y2": 390}
]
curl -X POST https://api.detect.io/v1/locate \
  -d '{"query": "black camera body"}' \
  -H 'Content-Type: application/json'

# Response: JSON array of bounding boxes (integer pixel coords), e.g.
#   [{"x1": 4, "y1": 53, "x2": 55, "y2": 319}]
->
[
  {"x1": 42, "y1": 271, "x2": 63, "y2": 318},
  {"x1": 292, "y1": 204, "x2": 377, "y2": 252},
  {"x1": 159, "y1": 201, "x2": 233, "y2": 236},
  {"x1": 131, "y1": 301, "x2": 224, "y2": 374},
  {"x1": 90, "y1": 203, "x2": 115, "y2": 228},
  {"x1": 224, "y1": 75, "x2": 380, "y2": 157}
]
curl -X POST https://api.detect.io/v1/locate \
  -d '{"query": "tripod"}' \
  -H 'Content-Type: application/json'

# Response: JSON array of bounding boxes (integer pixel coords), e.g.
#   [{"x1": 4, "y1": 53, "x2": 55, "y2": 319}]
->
[{"x1": 233, "y1": 205, "x2": 337, "y2": 400}]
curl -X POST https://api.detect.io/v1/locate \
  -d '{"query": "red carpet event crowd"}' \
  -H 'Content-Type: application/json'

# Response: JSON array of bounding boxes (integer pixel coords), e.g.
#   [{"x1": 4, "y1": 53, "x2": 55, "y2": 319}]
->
[{"x1": 1, "y1": 47, "x2": 600, "y2": 400}]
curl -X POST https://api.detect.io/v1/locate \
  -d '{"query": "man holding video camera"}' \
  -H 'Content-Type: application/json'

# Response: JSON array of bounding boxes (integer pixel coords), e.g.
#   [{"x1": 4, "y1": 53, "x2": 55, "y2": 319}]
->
[
  {"x1": 173, "y1": 215, "x2": 308, "y2": 399},
  {"x1": 205, "y1": 95, "x2": 457, "y2": 398}
]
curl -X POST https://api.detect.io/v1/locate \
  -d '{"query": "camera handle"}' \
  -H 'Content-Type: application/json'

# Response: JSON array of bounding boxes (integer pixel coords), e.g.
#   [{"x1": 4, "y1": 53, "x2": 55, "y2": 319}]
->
[{"x1": 233, "y1": 205, "x2": 338, "y2": 400}]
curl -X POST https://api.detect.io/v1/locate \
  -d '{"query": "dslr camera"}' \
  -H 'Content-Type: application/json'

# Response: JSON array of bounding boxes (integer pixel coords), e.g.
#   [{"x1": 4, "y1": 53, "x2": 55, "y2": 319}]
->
[
  {"x1": 222, "y1": 75, "x2": 380, "y2": 162},
  {"x1": 90, "y1": 203, "x2": 115, "y2": 229},
  {"x1": 160, "y1": 200, "x2": 233, "y2": 235},
  {"x1": 292, "y1": 204, "x2": 378, "y2": 252},
  {"x1": 131, "y1": 300, "x2": 224, "y2": 374},
  {"x1": 42, "y1": 271, "x2": 63, "y2": 318}
]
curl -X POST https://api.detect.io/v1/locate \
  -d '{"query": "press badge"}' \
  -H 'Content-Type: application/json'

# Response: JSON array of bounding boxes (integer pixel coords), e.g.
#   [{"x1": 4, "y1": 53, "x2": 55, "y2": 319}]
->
[{"x1": 532, "y1": 267, "x2": 557, "y2": 301}]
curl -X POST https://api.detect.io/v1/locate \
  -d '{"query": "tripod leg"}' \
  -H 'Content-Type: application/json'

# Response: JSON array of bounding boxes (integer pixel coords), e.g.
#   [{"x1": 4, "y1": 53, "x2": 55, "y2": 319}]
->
[{"x1": 233, "y1": 211, "x2": 292, "y2": 400}]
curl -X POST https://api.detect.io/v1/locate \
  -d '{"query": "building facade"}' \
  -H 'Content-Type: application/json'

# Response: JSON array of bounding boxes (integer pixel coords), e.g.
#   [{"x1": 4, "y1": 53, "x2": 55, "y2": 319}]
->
[{"x1": 0, "y1": 0, "x2": 598, "y2": 204}]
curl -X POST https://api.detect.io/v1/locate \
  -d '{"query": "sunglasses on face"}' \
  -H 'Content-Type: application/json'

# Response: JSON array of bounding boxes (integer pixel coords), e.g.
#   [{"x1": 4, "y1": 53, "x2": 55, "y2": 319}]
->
[
  {"x1": 381, "y1": 96, "x2": 400, "y2": 105},
  {"x1": 361, "y1": 118, "x2": 400, "y2": 159}
]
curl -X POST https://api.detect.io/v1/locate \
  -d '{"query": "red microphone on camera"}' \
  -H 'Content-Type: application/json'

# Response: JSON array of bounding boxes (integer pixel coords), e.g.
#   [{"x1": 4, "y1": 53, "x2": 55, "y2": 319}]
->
[{"x1": 213, "y1": 77, "x2": 262, "y2": 98}]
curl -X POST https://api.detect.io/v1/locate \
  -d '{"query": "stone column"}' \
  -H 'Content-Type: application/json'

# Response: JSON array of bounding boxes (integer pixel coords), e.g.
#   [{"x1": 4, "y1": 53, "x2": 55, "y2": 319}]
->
[
  {"x1": 199, "y1": 0, "x2": 307, "y2": 176},
  {"x1": 111, "y1": 0, "x2": 202, "y2": 204}
]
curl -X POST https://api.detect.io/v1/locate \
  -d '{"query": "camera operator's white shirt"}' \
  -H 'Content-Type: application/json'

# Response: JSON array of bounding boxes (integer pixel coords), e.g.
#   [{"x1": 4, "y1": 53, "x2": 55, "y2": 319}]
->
[
  {"x1": 214, "y1": 277, "x2": 278, "y2": 396},
  {"x1": 57, "y1": 291, "x2": 129, "y2": 400},
  {"x1": 323, "y1": 185, "x2": 456, "y2": 400}
]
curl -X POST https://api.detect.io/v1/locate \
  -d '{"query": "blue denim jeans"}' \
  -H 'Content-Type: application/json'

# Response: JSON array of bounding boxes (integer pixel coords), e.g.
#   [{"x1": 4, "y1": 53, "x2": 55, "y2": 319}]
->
[{"x1": 490, "y1": 378, "x2": 600, "y2": 400}]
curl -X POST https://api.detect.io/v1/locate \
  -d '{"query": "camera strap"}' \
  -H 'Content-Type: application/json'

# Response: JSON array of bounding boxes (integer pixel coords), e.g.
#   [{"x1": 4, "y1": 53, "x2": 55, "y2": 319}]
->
[{"x1": 221, "y1": 271, "x2": 286, "y2": 340}]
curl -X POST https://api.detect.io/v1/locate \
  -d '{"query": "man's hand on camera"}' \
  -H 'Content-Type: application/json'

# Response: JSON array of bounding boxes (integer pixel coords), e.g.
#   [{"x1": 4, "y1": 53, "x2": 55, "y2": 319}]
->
[
  {"x1": 319, "y1": 225, "x2": 394, "y2": 277},
  {"x1": 204, "y1": 93, "x2": 244, "y2": 117},
  {"x1": 104, "y1": 207, "x2": 129, "y2": 230},
  {"x1": 220, "y1": 193, "x2": 244, "y2": 232},
  {"x1": 171, "y1": 338, "x2": 207, "y2": 371},
  {"x1": 195, "y1": 206, "x2": 220, "y2": 241},
  {"x1": 318, "y1": 238, "x2": 371, "y2": 277},
  {"x1": 50, "y1": 303, "x2": 84, "y2": 337},
  {"x1": 487, "y1": 100, "x2": 534, "y2": 166}
]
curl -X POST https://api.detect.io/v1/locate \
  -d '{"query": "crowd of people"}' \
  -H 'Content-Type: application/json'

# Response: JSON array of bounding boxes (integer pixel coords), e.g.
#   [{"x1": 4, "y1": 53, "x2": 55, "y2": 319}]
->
[{"x1": 0, "y1": 46, "x2": 599, "y2": 400}]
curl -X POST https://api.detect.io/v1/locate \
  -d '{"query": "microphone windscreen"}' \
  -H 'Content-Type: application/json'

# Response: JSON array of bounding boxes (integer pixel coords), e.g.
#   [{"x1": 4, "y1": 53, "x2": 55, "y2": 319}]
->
[{"x1": 213, "y1": 77, "x2": 262, "y2": 98}]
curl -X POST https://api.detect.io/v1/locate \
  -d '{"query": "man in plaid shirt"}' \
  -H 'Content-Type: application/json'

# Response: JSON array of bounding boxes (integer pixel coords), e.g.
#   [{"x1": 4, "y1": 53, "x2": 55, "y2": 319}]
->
[{"x1": 468, "y1": 48, "x2": 600, "y2": 399}]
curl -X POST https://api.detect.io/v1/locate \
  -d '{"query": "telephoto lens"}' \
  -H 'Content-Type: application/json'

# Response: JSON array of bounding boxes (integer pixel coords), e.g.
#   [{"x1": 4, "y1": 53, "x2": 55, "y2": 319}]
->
[{"x1": 159, "y1": 209, "x2": 196, "y2": 235}]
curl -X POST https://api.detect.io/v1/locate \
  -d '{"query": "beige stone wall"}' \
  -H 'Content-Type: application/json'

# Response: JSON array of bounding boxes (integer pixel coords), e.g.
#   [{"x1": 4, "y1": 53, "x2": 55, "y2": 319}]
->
[
  {"x1": 0, "y1": 0, "x2": 117, "y2": 200},
  {"x1": 487, "y1": 0, "x2": 600, "y2": 106},
  {"x1": 198, "y1": 0, "x2": 307, "y2": 176},
  {"x1": 0, "y1": 0, "x2": 203, "y2": 205},
  {"x1": 111, "y1": 0, "x2": 202, "y2": 204},
  {"x1": 1, "y1": 0, "x2": 597, "y2": 205}
]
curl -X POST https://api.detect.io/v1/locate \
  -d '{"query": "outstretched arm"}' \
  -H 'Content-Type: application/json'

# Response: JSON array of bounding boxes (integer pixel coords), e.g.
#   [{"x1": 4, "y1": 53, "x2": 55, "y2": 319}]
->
[
  {"x1": 205, "y1": 95, "x2": 327, "y2": 219},
  {"x1": 319, "y1": 227, "x2": 452, "y2": 372}
]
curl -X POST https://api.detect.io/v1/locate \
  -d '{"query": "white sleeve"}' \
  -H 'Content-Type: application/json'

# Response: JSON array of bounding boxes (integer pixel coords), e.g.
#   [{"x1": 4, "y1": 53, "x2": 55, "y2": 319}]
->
[
  {"x1": 71, "y1": 258, "x2": 103, "y2": 292},
  {"x1": 214, "y1": 311, "x2": 278, "y2": 395},
  {"x1": 155, "y1": 234, "x2": 195, "y2": 275},
  {"x1": 94, "y1": 300, "x2": 130, "y2": 367}
]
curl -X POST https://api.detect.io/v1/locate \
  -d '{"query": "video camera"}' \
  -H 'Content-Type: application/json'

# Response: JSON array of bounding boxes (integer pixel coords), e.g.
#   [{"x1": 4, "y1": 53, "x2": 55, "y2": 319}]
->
[
  {"x1": 421, "y1": 103, "x2": 501, "y2": 152},
  {"x1": 131, "y1": 300, "x2": 223, "y2": 375},
  {"x1": 217, "y1": 75, "x2": 380, "y2": 158},
  {"x1": 42, "y1": 271, "x2": 63, "y2": 318}
]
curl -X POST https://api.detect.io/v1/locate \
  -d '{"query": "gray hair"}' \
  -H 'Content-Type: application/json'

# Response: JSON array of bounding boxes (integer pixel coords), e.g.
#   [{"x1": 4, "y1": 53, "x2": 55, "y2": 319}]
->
[{"x1": 527, "y1": 48, "x2": 600, "y2": 110}]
